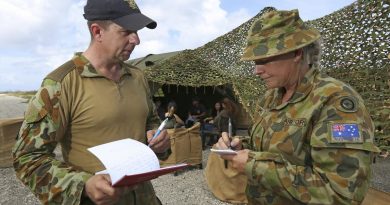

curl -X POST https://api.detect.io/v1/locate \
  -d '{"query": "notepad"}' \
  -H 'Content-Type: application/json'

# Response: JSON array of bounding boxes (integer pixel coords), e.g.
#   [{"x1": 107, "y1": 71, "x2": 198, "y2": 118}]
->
[
  {"x1": 88, "y1": 138, "x2": 187, "y2": 187},
  {"x1": 210, "y1": 148, "x2": 237, "y2": 155}
]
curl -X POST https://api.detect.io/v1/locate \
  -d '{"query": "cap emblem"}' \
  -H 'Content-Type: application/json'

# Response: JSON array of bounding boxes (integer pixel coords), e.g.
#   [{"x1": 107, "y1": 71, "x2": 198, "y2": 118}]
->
[{"x1": 124, "y1": 0, "x2": 139, "y2": 10}]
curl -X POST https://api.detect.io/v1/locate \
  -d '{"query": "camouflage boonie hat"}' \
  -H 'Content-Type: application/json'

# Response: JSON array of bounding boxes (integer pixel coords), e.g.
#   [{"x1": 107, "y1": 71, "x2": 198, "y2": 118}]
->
[{"x1": 241, "y1": 9, "x2": 321, "y2": 61}]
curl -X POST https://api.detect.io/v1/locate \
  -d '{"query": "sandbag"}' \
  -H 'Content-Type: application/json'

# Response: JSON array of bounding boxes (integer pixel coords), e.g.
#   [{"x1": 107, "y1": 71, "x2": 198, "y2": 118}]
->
[
  {"x1": 204, "y1": 144, "x2": 387, "y2": 205},
  {"x1": 0, "y1": 117, "x2": 23, "y2": 167},
  {"x1": 362, "y1": 187, "x2": 390, "y2": 205},
  {"x1": 160, "y1": 123, "x2": 202, "y2": 167},
  {"x1": 204, "y1": 146, "x2": 248, "y2": 204}
]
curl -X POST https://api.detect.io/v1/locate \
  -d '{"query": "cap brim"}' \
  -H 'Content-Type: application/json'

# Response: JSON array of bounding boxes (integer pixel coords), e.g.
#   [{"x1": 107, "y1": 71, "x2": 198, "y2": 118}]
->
[{"x1": 113, "y1": 13, "x2": 157, "y2": 31}]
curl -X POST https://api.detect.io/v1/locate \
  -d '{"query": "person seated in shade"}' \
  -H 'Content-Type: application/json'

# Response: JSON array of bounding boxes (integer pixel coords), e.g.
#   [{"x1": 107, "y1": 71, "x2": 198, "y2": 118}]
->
[
  {"x1": 164, "y1": 101, "x2": 184, "y2": 129},
  {"x1": 213, "y1": 97, "x2": 238, "y2": 136},
  {"x1": 205, "y1": 101, "x2": 223, "y2": 124},
  {"x1": 185, "y1": 97, "x2": 207, "y2": 128},
  {"x1": 202, "y1": 101, "x2": 224, "y2": 147}
]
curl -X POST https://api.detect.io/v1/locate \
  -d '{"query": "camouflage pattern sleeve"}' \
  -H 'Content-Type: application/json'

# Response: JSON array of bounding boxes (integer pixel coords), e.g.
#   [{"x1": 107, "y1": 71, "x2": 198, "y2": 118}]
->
[
  {"x1": 237, "y1": 135, "x2": 251, "y2": 150},
  {"x1": 244, "y1": 95, "x2": 378, "y2": 204},
  {"x1": 12, "y1": 79, "x2": 92, "y2": 205}
]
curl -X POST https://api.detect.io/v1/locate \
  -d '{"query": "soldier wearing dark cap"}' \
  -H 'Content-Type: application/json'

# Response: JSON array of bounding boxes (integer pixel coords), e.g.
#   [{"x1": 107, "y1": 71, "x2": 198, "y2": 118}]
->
[
  {"x1": 216, "y1": 9, "x2": 379, "y2": 204},
  {"x1": 13, "y1": 0, "x2": 170, "y2": 204}
]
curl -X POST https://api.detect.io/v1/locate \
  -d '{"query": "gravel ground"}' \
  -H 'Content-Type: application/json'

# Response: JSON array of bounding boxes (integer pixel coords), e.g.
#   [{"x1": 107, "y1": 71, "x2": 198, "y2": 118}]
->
[
  {"x1": 1, "y1": 149, "x2": 389, "y2": 205},
  {"x1": 0, "y1": 148, "x2": 232, "y2": 205},
  {"x1": 370, "y1": 157, "x2": 390, "y2": 193},
  {"x1": 0, "y1": 94, "x2": 389, "y2": 204}
]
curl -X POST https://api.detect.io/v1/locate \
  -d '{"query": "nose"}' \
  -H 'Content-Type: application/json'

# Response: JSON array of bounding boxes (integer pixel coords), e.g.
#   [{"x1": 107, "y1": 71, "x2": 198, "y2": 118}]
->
[
  {"x1": 253, "y1": 64, "x2": 265, "y2": 75},
  {"x1": 129, "y1": 32, "x2": 140, "y2": 45}
]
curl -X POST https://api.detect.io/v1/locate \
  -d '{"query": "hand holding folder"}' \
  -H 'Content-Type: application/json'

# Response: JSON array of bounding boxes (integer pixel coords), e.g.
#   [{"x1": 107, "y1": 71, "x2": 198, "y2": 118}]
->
[{"x1": 89, "y1": 139, "x2": 187, "y2": 187}]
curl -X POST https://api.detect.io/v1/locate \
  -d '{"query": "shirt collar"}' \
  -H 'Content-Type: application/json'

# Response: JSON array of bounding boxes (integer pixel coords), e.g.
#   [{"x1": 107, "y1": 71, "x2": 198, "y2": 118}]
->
[
  {"x1": 72, "y1": 52, "x2": 132, "y2": 78},
  {"x1": 268, "y1": 67, "x2": 318, "y2": 110}
]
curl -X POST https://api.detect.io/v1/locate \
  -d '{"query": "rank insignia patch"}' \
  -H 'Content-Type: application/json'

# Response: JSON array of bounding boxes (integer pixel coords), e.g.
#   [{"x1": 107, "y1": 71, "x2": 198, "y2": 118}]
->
[
  {"x1": 336, "y1": 96, "x2": 358, "y2": 113},
  {"x1": 330, "y1": 123, "x2": 362, "y2": 143}
]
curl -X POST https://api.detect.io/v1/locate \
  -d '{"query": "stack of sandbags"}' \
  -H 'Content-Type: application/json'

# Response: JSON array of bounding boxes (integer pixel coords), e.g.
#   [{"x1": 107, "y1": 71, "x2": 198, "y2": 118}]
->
[
  {"x1": 160, "y1": 123, "x2": 202, "y2": 168},
  {"x1": 0, "y1": 117, "x2": 23, "y2": 167}
]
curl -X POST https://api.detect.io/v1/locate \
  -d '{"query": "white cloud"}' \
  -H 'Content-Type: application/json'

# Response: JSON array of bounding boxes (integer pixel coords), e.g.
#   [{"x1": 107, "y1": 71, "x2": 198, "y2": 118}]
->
[
  {"x1": 133, "y1": 0, "x2": 251, "y2": 57},
  {"x1": 0, "y1": 0, "x2": 89, "y2": 91},
  {"x1": 0, "y1": 0, "x2": 355, "y2": 91}
]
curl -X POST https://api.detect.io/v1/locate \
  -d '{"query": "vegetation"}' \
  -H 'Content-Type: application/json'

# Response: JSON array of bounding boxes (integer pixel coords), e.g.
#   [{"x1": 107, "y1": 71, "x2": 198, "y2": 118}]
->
[{"x1": 2, "y1": 91, "x2": 36, "y2": 101}]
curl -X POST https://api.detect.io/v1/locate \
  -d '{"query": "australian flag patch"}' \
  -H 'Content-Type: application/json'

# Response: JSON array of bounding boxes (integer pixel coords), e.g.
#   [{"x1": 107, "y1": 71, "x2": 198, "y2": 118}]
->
[{"x1": 330, "y1": 123, "x2": 362, "y2": 143}]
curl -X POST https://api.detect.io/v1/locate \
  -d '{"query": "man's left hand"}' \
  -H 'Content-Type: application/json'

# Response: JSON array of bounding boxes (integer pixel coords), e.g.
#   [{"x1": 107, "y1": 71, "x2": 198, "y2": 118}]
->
[{"x1": 147, "y1": 130, "x2": 170, "y2": 153}]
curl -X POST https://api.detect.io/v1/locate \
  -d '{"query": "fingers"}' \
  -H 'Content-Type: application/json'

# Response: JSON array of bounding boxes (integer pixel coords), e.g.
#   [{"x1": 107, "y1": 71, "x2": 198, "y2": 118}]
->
[
  {"x1": 146, "y1": 130, "x2": 155, "y2": 142},
  {"x1": 98, "y1": 175, "x2": 115, "y2": 196},
  {"x1": 230, "y1": 138, "x2": 242, "y2": 150},
  {"x1": 149, "y1": 129, "x2": 165, "y2": 144},
  {"x1": 215, "y1": 133, "x2": 242, "y2": 150},
  {"x1": 215, "y1": 132, "x2": 230, "y2": 149},
  {"x1": 85, "y1": 174, "x2": 123, "y2": 205},
  {"x1": 149, "y1": 130, "x2": 170, "y2": 153}
]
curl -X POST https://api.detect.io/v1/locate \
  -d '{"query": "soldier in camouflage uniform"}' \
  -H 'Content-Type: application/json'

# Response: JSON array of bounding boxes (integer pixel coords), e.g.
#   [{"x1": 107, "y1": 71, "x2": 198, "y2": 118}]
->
[
  {"x1": 12, "y1": 0, "x2": 170, "y2": 204},
  {"x1": 216, "y1": 9, "x2": 379, "y2": 205}
]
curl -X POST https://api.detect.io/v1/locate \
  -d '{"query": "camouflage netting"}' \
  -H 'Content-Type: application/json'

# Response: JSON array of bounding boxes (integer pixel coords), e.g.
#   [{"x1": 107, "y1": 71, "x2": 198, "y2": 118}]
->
[
  {"x1": 144, "y1": 49, "x2": 230, "y2": 87},
  {"x1": 141, "y1": 0, "x2": 389, "y2": 149}
]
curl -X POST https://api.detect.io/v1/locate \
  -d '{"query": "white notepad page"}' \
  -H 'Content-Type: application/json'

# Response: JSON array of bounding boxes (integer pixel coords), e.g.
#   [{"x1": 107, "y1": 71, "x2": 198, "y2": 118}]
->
[{"x1": 88, "y1": 138, "x2": 160, "y2": 184}]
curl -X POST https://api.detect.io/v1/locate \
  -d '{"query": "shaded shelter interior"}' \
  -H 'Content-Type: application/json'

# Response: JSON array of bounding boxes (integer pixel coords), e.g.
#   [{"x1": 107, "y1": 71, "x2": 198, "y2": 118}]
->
[{"x1": 152, "y1": 84, "x2": 235, "y2": 122}]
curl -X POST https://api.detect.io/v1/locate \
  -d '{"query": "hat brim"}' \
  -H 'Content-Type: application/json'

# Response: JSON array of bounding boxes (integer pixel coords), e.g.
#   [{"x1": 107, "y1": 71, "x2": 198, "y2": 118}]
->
[
  {"x1": 113, "y1": 13, "x2": 157, "y2": 31},
  {"x1": 241, "y1": 28, "x2": 320, "y2": 61}
]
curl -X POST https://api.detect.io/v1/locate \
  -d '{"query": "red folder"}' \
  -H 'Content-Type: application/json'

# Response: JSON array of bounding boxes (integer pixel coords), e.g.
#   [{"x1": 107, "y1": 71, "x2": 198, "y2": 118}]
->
[{"x1": 112, "y1": 163, "x2": 188, "y2": 187}]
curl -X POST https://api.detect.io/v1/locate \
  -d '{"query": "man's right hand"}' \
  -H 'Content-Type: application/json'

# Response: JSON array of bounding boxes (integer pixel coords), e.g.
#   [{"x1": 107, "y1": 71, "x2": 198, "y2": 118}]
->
[{"x1": 84, "y1": 174, "x2": 128, "y2": 205}]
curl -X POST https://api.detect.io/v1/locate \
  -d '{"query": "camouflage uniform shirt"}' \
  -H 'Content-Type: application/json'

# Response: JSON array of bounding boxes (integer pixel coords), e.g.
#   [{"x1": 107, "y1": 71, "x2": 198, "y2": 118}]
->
[
  {"x1": 13, "y1": 53, "x2": 162, "y2": 205},
  {"x1": 243, "y1": 68, "x2": 379, "y2": 205}
]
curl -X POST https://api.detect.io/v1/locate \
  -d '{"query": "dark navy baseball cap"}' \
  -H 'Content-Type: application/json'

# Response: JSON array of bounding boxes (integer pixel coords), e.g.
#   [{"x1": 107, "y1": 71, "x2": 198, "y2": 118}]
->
[{"x1": 83, "y1": 0, "x2": 157, "y2": 30}]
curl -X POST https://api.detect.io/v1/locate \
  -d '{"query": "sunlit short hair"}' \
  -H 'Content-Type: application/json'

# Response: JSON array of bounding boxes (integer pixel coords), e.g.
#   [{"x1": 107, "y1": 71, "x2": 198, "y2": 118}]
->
[{"x1": 302, "y1": 39, "x2": 322, "y2": 68}]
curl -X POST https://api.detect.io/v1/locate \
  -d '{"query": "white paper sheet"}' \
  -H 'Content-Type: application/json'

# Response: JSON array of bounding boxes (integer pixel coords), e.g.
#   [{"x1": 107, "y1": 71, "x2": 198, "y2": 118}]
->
[{"x1": 88, "y1": 138, "x2": 160, "y2": 184}]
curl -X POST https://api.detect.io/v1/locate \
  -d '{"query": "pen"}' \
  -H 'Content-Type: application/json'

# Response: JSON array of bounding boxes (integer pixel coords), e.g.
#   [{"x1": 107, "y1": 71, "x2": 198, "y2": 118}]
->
[
  {"x1": 225, "y1": 117, "x2": 232, "y2": 169},
  {"x1": 148, "y1": 118, "x2": 168, "y2": 147},
  {"x1": 228, "y1": 117, "x2": 232, "y2": 149}
]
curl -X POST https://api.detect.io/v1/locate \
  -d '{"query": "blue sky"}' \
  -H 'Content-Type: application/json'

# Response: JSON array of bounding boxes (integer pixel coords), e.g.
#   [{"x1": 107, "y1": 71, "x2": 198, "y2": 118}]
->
[{"x1": 0, "y1": 0, "x2": 355, "y2": 92}]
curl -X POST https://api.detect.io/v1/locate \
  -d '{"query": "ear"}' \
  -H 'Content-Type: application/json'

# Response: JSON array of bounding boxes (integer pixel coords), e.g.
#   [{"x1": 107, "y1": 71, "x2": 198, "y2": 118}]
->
[
  {"x1": 293, "y1": 48, "x2": 304, "y2": 63},
  {"x1": 90, "y1": 23, "x2": 103, "y2": 42}
]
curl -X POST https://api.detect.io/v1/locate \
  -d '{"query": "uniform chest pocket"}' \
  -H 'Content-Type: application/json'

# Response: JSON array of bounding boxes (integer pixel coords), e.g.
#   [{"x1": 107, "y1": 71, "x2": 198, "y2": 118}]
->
[{"x1": 264, "y1": 117, "x2": 309, "y2": 154}]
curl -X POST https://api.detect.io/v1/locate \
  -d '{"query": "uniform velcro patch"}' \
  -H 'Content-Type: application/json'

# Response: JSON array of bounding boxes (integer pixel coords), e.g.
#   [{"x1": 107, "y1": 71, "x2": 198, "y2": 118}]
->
[{"x1": 330, "y1": 123, "x2": 362, "y2": 143}]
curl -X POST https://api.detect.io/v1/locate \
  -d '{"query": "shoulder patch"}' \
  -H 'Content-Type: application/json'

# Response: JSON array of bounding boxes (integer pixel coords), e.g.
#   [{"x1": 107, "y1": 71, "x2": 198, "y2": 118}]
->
[
  {"x1": 45, "y1": 60, "x2": 76, "y2": 82},
  {"x1": 336, "y1": 96, "x2": 358, "y2": 113},
  {"x1": 329, "y1": 123, "x2": 363, "y2": 143}
]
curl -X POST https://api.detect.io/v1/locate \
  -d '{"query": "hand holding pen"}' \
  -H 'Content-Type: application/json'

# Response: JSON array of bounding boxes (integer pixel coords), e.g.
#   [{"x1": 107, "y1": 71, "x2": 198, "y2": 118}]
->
[{"x1": 147, "y1": 118, "x2": 170, "y2": 153}]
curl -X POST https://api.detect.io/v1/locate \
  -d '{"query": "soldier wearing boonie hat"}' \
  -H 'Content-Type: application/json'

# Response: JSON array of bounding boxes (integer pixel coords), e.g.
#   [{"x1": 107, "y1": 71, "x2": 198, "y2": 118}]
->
[
  {"x1": 13, "y1": 0, "x2": 171, "y2": 204},
  {"x1": 216, "y1": 9, "x2": 379, "y2": 205},
  {"x1": 241, "y1": 9, "x2": 320, "y2": 61}
]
